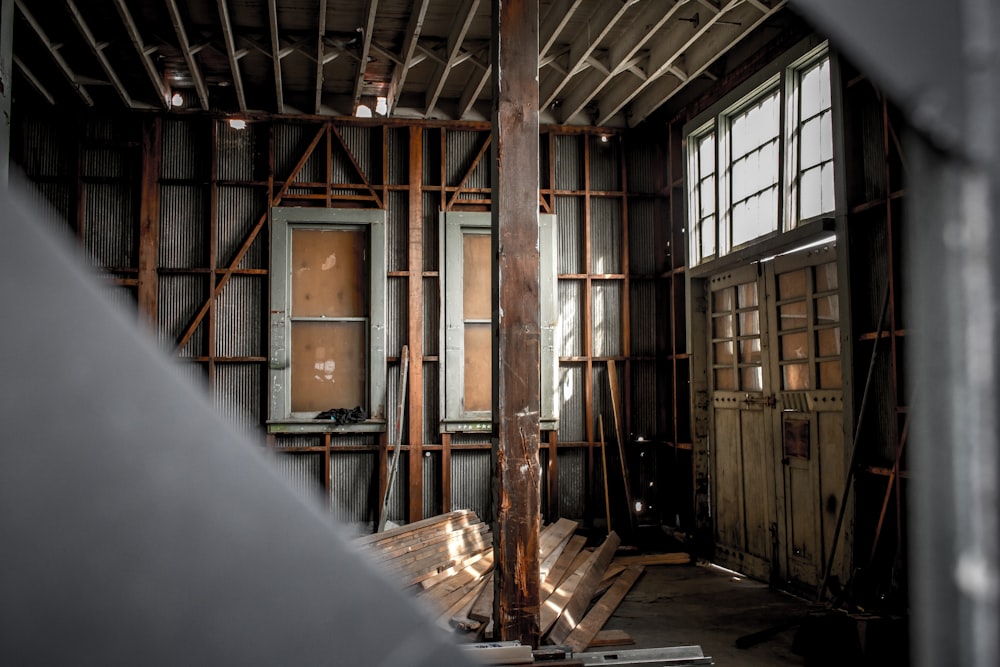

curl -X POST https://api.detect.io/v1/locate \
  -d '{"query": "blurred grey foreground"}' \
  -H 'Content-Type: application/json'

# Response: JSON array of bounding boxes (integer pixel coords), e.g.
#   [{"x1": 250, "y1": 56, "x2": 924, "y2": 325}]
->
[{"x1": 0, "y1": 176, "x2": 471, "y2": 667}]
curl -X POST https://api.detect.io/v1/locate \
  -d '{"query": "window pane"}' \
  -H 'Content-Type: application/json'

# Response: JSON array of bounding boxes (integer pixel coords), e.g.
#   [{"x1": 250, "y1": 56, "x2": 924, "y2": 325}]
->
[
  {"x1": 463, "y1": 233, "x2": 492, "y2": 320},
  {"x1": 821, "y1": 161, "x2": 835, "y2": 213},
  {"x1": 778, "y1": 269, "x2": 807, "y2": 299},
  {"x1": 713, "y1": 314, "x2": 734, "y2": 339},
  {"x1": 700, "y1": 176, "x2": 716, "y2": 216},
  {"x1": 801, "y1": 116, "x2": 822, "y2": 169},
  {"x1": 737, "y1": 282, "x2": 758, "y2": 308},
  {"x1": 292, "y1": 229, "x2": 366, "y2": 318},
  {"x1": 818, "y1": 360, "x2": 842, "y2": 389},
  {"x1": 800, "y1": 166, "x2": 823, "y2": 220},
  {"x1": 741, "y1": 367, "x2": 763, "y2": 391},
  {"x1": 714, "y1": 368, "x2": 736, "y2": 390},
  {"x1": 291, "y1": 321, "x2": 366, "y2": 412},
  {"x1": 464, "y1": 323, "x2": 492, "y2": 412},
  {"x1": 800, "y1": 59, "x2": 830, "y2": 119},
  {"x1": 783, "y1": 363, "x2": 810, "y2": 390},
  {"x1": 738, "y1": 310, "x2": 759, "y2": 335},
  {"x1": 814, "y1": 262, "x2": 838, "y2": 291},
  {"x1": 715, "y1": 340, "x2": 735, "y2": 365},
  {"x1": 700, "y1": 214, "x2": 716, "y2": 259},
  {"x1": 781, "y1": 332, "x2": 809, "y2": 361},
  {"x1": 817, "y1": 327, "x2": 841, "y2": 357},
  {"x1": 820, "y1": 111, "x2": 833, "y2": 161},
  {"x1": 780, "y1": 301, "x2": 807, "y2": 330},
  {"x1": 816, "y1": 295, "x2": 839, "y2": 323},
  {"x1": 713, "y1": 288, "x2": 733, "y2": 312},
  {"x1": 699, "y1": 133, "x2": 715, "y2": 173},
  {"x1": 739, "y1": 338, "x2": 761, "y2": 364}
]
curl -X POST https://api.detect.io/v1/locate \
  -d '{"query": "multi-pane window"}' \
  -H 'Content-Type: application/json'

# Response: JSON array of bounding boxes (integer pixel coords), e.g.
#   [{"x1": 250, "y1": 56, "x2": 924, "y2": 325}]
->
[
  {"x1": 726, "y1": 88, "x2": 781, "y2": 249},
  {"x1": 269, "y1": 208, "x2": 386, "y2": 426},
  {"x1": 791, "y1": 56, "x2": 834, "y2": 222},
  {"x1": 687, "y1": 44, "x2": 834, "y2": 267},
  {"x1": 690, "y1": 130, "x2": 717, "y2": 262}
]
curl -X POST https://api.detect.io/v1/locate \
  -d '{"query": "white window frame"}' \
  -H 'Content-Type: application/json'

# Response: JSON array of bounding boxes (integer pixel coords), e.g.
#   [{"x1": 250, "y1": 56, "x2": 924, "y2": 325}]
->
[
  {"x1": 440, "y1": 211, "x2": 559, "y2": 432},
  {"x1": 268, "y1": 207, "x2": 387, "y2": 432},
  {"x1": 687, "y1": 122, "x2": 717, "y2": 266}
]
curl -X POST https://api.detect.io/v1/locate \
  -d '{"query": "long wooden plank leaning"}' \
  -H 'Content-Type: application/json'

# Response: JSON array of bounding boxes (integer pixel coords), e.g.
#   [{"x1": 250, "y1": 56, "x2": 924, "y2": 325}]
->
[
  {"x1": 564, "y1": 565, "x2": 645, "y2": 653},
  {"x1": 546, "y1": 532, "x2": 621, "y2": 644}
]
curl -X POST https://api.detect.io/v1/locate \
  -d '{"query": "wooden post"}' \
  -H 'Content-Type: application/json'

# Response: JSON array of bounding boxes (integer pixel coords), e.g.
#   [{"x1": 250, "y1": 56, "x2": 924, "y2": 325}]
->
[
  {"x1": 491, "y1": 0, "x2": 540, "y2": 647},
  {"x1": 408, "y1": 126, "x2": 425, "y2": 523},
  {"x1": 137, "y1": 116, "x2": 162, "y2": 329}
]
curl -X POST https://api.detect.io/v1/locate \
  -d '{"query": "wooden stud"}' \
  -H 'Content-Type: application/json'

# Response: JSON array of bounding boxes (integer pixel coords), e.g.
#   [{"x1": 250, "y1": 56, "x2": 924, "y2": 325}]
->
[
  {"x1": 137, "y1": 116, "x2": 162, "y2": 328},
  {"x1": 491, "y1": 0, "x2": 541, "y2": 647},
  {"x1": 408, "y1": 125, "x2": 425, "y2": 523},
  {"x1": 208, "y1": 119, "x2": 219, "y2": 387}
]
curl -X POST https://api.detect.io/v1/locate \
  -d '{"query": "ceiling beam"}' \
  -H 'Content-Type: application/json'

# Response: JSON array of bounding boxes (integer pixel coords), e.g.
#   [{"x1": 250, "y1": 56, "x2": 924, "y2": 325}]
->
[
  {"x1": 611, "y1": 0, "x2": 788, "y2": 126},
  {"x1": 560, "y1": 0, "x2": 684, "y2": 122},
  {"x1": 14, "y1": 0, "x2": 93, "y2": 106},
  {"x1": 424, "y1": 0, "x2": 479, "y2": 117},
  {"x1": 65, "y1": 0, "x2": 133, "y2": 108},
  {"x1": 539, "y1": 0, "x2": 584, "y2": 59},
  {"x1": 352, "y1": 0, "x2": 378, "y2": 108},
  {"x1": 389, "y1": 0, "x2": 430, "y2": 114},
  {"x1": 216, "y1": 0, "x2": 246, "y2": 112},
  {"x1": 267, "y1": 0, "x2": 283, "y2": 113},
  {"x1": 13, "y1": 54, "x2": 55, "y2": 105},
  {"x1": 457, "y1": 63, "x2": 489, "y2": 119},
  {"x1": 314, "y1": 0, "x2": 327, "y2": 114},
  {"x1": 164, "y1": 0, "x2": 210, "y2": 110},
  {"x1": 539, "y1": 0, "x2": 640, "y2": 110}
]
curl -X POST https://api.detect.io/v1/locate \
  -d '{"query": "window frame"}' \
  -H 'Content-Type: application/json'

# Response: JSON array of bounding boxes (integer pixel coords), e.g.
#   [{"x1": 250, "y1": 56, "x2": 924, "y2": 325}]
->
[
  {"x1": 687, "y1": 122, "x2": 718, "y2": 266},
  {"x1": 268, "y1": 207, "x2": 387, "y2": 433},
  {"x1": 440, "y1": 211, "x2": 559, "y2": 432}
]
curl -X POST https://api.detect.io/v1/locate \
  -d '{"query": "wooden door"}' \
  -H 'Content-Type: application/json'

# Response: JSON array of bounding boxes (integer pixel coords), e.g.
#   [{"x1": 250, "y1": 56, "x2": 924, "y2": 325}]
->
[
  {"x1": 707, "y1": 265, "x2": 777, "y2": 582},
  {"x1": 768, "y1": 246, "x2": 845, "y2": 589}
]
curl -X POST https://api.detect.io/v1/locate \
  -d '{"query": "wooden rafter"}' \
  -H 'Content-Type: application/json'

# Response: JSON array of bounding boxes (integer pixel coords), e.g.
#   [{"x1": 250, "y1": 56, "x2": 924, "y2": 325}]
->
[
  {"x1": 539, "y1": 0, "x2": 639, "y2": 110},
  {"x1": 14, "y1": 0, "x2": 93, "y2": 106},
  {"x1": 13, "y1": 54, "x2": 54, "y2": 105},
  {"x1": 216, "y1": 0, "x2": 246, "y2": 112},
  {"x1": 175, "y1": 125, "x2": 327, "y2": 353},
  {"x1": 314, "y1": 0, "x2": 328, "y2": 114},
  {"x1": 164, "y1": 0, "x2": 210, "y2": 110},
  {"x1": 560, "y1": 0, "x2": 684, "y2": 122},
  {"x1": 65, "y1": 0, "x2": 133, "y2": 108},
  {"x1": 611, "y1": 0, "x2": 788, "y2": 125},
  {"x1": 424, "y1": 0, "x2": 479, "y2": 117},
  {"x1": 446, "y1": 134, "x2": 490, "y2": 209},
  {"x1": 331, "y1": 125, "x2": 384, "y2": 208},
  {"x1": 457, "y1": 64, "x2": 489, "y2": 120},
  {"x1": 539, "y1": 0, "x2": 584, "y2": 59},
  {"x1": 389, "y1": 0, "x2": 431, "y2": 114},
  {"x1": 266, "y1": 0, "x2": 284, "y2": 113},
  {"x1": 352, "y1": 0, "x2": 379, "y2": 108},
  {"x1": 111, "y1": 0, "x2": 168, "y2": 106}
]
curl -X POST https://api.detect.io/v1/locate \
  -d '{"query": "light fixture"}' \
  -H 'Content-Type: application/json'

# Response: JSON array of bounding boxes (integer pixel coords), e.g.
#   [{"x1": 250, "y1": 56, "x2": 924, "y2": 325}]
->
[
  {"x1": 228, "y1": 118, "x2": 247, "y2": 130},
  {"x1": 170, "y1": 92, "x2": 184, "y2": 107},
  {"x1": 600, "y1": 134, "x2": 609, "y2": 143},
  {"x1": 375, "y1": 96, "x2": 388, "y2": 115},
  {"x1": 355, "y1": 104, "x2": 373, "y2": 118}
]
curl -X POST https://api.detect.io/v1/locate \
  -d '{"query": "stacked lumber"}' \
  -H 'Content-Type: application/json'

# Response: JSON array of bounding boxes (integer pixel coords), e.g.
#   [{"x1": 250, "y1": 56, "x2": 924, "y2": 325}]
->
[{"x1": 359, "y1": 510, "x2": 686, "y2": 654}]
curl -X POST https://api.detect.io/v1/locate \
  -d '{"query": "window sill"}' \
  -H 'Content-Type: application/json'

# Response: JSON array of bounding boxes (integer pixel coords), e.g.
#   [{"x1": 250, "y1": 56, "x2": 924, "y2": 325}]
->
[
  {"x1": 440, "y1": 419, "x2": 559, "y2": 434},
  {"x1": 267, "y1": 419, "x2": 387, "y2": 434}
]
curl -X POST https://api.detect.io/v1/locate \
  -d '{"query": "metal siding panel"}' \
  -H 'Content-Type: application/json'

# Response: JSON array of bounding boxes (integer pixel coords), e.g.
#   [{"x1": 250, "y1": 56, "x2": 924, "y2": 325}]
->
[
  {"x1": 423, "y1": 276, "x2": 440, "y2": 357},
  {"x1": 591, "y1": 197, "x2": 622, "y2": 274},
  {"x1": 387, "y1": 276, "x2": 407, "y2": 359},
  {"x1": 338, "y1": 125, "x2": 377, "y2": 184},
  {"x1": 216, "y1": 275, "x2": 263, "y2": 357},
  {"x1": 275, "y1": 123, "x2": 323, "y2": 183},
  {"x1": 386, "y1": 362, "x2": 405, "y2": 443},
  {"x1": 630, "y1": 280, "x2": 655, "y2": 356},
  {"x1": 162, "y1": 119, "x2": 209, "y2": 181},
  {"x1": 592, "y1": 362, "x2": 622, "y2": 438},
  {"x1": 175, "y1": 360, "x2": 210, "y2": 390},
  {"x1": 217, "y1": 185, "x2": 268, "y2": 270},
  {"x1": 592, "y1": 280, "x2": 623, "y2": 357},
  {"x1": 388, "y1": 127, "x2": 408, "y2": 185},
  {"x1": 330, "y1": 451, "x2": 377, "y2": 528},
  {"x1": 628, "y1": 198, "x2": 656, "y2": 275},
  {"x1": 589, "y1": 135, "x2": 621, "y2": 191},
  {"x1": 450, "y1": 450, "x2": 491, "y2": 519},
  {"x1": 626, "y1": 137, "x2": 658, "y2": 195},
  {"x1": 557, "y1": 448, "x2": 586, "y2": 519},
  {"x1": 214, "y1": 362, "x2": 263, "y2": 437},
  {"x1": 554, "y1": 135, "x2": 583, "y2": 191},
  {"x1": 274, "y1": 451, "x2": 325, "y2": 502},
  {"x1": 422, "y1": 191, "x2": 439, "y2": 271},
  {"x1": 423, "y1": 451, "x2": 442, "y2": 519},
  {"x1": 558, "y1": 363, "x2": 586, "y2": 442},
  {"x1": 629, "y1": 361, "x2": 656, "y2": 440},
  {"x1": 274, "y1": 434, "x2": 323, "y2": 448},
  {"x1": 554, "y1": 196, "x2": 582, "y2": 274},
  {"x1": 422, "y1": 363, "x2": 440, "y2": 445},
  {"x1": 217, "y1": 120, "x2": 258, "y2": 181},
  {"x1": 29, "y1": 182, "x2": 72, "y2": 226},
  {"x1": 83, "y1": 146, "x2": 129, "y2": 179},
  {"x1": 160, "y1": 184, "x2": 209, "y2": 267},
  {"x1": 19, "y1": 118, "x2": 69, "y2": 178},
  {"x1": 381, "y1": 451, "x2": 409, "y2": 525},
  {"x1": 159, "y1": 274, "x2": 209, "y2": 357},
  {"x1": 85, "y1": 182, "x2": 136, "y2": 268},
  {"x1": 539, "y1": 448, "x2": 549, "y2": 520},
  {"x1": 387, "y1": 190, "x2": 408, "y2": 272},
  {"x1": 558, "y1": 280, "x2": 583, "y2": 357},
  {"x1": 446, "y1": 130, "x2": 483, "y2": 186}
]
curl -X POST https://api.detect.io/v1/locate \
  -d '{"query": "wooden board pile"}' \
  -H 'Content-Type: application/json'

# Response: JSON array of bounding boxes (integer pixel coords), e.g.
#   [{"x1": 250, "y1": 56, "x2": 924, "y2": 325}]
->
[{"x1": 359, "y1": 510, "x2": 691, "y2": 653}]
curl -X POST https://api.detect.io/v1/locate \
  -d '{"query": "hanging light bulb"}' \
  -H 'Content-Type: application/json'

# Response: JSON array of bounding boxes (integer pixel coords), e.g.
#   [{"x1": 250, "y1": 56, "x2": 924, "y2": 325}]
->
[{"x1": 170, "y1": 92, "x2": 184, "y2": 108}]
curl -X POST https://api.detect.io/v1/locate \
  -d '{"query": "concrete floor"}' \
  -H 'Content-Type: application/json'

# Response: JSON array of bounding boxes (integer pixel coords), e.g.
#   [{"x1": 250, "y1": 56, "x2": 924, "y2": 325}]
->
[{"x1": 597, "y1": 562, "x2": 816, "y2": 666}]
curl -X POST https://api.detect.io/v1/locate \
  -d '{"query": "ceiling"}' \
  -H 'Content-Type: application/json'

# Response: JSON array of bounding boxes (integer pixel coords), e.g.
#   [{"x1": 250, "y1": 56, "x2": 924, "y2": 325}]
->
[{"x1": 11, "y1": 0, "x2": 788, "y2": 127}]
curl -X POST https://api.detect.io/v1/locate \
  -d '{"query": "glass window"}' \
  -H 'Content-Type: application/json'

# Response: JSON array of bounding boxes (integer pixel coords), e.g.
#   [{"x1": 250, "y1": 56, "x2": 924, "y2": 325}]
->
[
  {"x1": 726, "y1": 88, "x2": 781, "y2": 249},
  {"x1": 689, "y1": 128, "x2": 717, "y2": 265},
  {"x1": 269, "y1": 208, "x2": 387, "y2": 427},
  {"x1": 791, "y1": 55, "x2": 834, "y2": 224}
]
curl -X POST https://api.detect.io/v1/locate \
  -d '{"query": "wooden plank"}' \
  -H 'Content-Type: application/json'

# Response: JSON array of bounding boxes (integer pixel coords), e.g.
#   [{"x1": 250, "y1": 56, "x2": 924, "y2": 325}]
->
[
  {"x1": 357, "y1": 509, "x2": 475, "y2": 545},
  {"x1": 564, "y1": 565, "x2": 644, "y2": 653},
  {"x1": 136, "y1": 117, "x2": 161, "y2": 327},
  {"x1": 491, "y1": 0, "x2": 541, "y2": 646},
  {"x1": 610, "y1": 553, "x2": 691, "y2": 567},
  {"x1": 435, "y1": 578, "x2": 488, "y2": 630},
  {"x1": 420, "y1": 548, "x2": 492, "y2": 591},
  {"x1": 468, "y1": 571, "x2": 495, "y2": 623},
  {"x1": 547, "y1": 532, "x2": 621, "y2": 644},
  {"x1": 607, "y1": 360, "x2": 635, "y2": 532},
  {"x1": 370, "y1": 522, "x2": 487, "y2": 563},
  {"x1": 542, "y1": 535, "x2": 586, "y2": 595},
  {"x1": 419, "y1": 550, "x2": 494, "y2": 602},
  {"x1": 407, "y1": 126, "x2": 425, "y2": 523},
  {"x1": 589, "y1": 629, "x2": 635, "y2": 649}
]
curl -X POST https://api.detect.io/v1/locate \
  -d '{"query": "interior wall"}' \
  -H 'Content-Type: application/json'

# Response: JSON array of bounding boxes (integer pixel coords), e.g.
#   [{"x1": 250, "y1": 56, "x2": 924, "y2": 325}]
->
[{"x1": 12, "y1": 110, "x2": 669, "y2": 535}]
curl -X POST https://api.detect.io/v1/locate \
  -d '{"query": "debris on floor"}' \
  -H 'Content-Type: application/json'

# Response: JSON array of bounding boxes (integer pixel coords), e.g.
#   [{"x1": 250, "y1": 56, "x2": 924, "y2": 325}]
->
[{"x1": 358, "y1": 510, "x2": 693, "y2": 655}]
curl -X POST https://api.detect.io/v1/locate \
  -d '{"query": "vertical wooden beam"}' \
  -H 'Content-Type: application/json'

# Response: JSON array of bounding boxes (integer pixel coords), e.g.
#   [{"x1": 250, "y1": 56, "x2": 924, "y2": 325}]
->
[
  {"x1": 583, "y1": 135, "x2": 594, "y2": 520},
  {"x1": 0, "y1": 0, "x2": 12, "y2": 185},
  {"x1": 491, "y1": 0, "x2": 540, "y2": 647},
  {"x1": 547, "y1": 430, "x2": 559, "y2": 520},
  {"x1": 442, "y1": 432, "x2": 452, "y2": 514},
  {"x1": 137, "y1": 117, "x2": 162, "y2": 328},
  {"x1": 208, "y1": 120, "x2": 218, "y2": 387},
  {"x1": 408, "y1": 125, "x2": 425, "y2": 523},
  {"x1": 620, "y1": 135, "x2": 632, "y2": 439}
]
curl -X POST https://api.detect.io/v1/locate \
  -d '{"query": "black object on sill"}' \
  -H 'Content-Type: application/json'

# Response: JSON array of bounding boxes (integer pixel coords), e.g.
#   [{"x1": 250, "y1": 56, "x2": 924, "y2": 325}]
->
[{"x1": 315, "y1": 406, "x2": 367, "y2": 425}]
